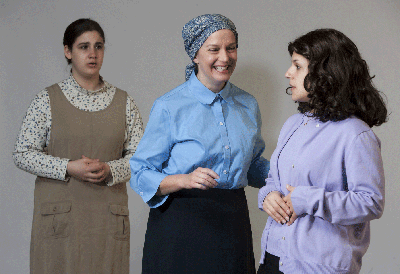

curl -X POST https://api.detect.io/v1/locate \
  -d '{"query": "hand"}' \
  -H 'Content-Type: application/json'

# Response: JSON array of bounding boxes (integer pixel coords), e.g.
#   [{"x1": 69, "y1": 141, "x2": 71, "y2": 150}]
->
[
  {"x1": 283, "y1": 185, "x2": 298, "y2": 226},
  {"x1": 262, "y1": 191, "x2": 292, "y2": 224},
  {"x1": 157, "y1": 167, "x2": 219, "y2": 196},
  {"x1": 182, "y1": 167, "x2": 219, "y2": 190},
  {"x1": 67, "y1": 155, "x2": 111, "y2": 184}
]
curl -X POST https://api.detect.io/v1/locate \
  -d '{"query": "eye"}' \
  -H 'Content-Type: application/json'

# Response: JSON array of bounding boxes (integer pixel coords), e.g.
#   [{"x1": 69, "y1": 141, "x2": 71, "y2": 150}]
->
[
  {"x1": 208, "y1": 48, "x2": 219, "y2": 52},
  {"x1": 227, "y1": 46, "x2": 236, "y2": 52},
  {"x1": 95, "y1": 44, "x2": 104, "y2": 50},
  {"x1": 80, "y1": 45, "x2": 88, "y2": 50}
]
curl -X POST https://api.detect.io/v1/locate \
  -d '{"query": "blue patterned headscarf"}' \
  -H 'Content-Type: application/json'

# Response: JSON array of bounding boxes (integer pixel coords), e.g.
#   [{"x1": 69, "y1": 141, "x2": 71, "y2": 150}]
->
[{"x1": 182, "y1": 14, "x2": 238, "y2": 81}]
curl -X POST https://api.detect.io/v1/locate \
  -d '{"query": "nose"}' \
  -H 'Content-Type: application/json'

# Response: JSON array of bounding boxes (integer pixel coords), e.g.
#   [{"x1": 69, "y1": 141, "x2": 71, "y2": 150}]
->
[
  {"x1": 285, "y1": 67, "x2": 292, "y2": 78},
  {"x1": 88, "y1": 47, "x2": 97, "y2": 58},
  {"x1": 218, "y1": 49, "x2": 229, "y2": 62}
]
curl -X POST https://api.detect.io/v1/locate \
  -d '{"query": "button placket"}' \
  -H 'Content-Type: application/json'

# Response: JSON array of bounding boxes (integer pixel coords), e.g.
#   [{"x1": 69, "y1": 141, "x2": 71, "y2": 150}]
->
[{"x1": 212, "y1": 95, "x2": 231, "y2": 184}]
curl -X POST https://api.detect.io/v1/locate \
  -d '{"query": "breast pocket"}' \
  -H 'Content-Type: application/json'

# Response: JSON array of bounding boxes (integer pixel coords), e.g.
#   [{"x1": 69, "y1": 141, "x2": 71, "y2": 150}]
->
[
  {"x1": 109, "y1": 204, "x2": 130, "y2": 241},
  {"x1": 40, "y1": 201, "x2": 72, "y2": 238}
]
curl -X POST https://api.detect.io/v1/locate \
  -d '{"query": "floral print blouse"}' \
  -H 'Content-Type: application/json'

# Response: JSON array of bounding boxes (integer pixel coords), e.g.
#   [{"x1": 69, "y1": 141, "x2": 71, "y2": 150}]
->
[{"x1": 13, "y1": 75, "x2": 144, "y2": 186}]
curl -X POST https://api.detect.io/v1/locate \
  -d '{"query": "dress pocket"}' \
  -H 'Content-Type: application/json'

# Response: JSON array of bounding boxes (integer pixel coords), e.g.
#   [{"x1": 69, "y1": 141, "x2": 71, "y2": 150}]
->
[
  {"x1": 40, "y1": 200, "x2": 72, "y2": 238},
  {"x1": 109, "y1": 204, "x2": 130, "y2": 241}
]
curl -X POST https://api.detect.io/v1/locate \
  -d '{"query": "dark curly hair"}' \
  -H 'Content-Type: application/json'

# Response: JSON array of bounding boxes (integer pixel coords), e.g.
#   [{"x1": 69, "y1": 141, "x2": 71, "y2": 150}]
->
[
  {"x1": 63, "y1": 18, "x2": 105, "y2": 64},
  {"x1": 288, "y1": 28, "x2": 387, "y2": 127}
]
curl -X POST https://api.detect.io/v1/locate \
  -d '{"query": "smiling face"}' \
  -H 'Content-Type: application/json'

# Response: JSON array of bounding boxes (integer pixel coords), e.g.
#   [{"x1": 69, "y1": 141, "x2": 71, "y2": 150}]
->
[
  {"x1": 285, "y1": 52, "x2": 310, "y2": 102},
  {"x1": 193, "y1": 29, "x2": 237, "y2": 93},
  {"x1": 64, "y1": 30, "x2": 104, "y2": 81}
]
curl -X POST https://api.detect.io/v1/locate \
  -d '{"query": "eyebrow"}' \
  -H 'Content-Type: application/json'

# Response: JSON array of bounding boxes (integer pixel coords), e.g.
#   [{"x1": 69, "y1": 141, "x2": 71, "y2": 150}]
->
[
  {"x1": 77, "y1": 41, "x2": 104, "y2": 46},
  {"x1": 205, "y1": 42, "x2": 237, "y2": 47}
]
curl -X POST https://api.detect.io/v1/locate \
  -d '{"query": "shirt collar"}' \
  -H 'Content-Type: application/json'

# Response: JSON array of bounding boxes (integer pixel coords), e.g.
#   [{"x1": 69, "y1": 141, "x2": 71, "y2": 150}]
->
[
  {"x1": 67, "y1": 74, "x2": 108, "y2": 95},
  {"x1": 187, "y1": 72, "x2": 233, "y2": 105}
]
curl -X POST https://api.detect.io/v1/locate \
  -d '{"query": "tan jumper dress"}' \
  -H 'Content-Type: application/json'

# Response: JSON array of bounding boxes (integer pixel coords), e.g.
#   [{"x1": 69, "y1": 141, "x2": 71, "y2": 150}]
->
[{"x1": 30, "y1": 84, "x2": 130, "y2": 274}]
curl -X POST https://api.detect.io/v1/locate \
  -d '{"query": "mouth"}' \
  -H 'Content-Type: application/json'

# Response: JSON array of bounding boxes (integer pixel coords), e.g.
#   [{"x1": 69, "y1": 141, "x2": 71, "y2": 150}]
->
[
  {"x1": 214, "y1": 65, "x2": 229, "y2": 73},
  {"x1": 88, "y1": 62, "x2": 97, "y2": 68}
]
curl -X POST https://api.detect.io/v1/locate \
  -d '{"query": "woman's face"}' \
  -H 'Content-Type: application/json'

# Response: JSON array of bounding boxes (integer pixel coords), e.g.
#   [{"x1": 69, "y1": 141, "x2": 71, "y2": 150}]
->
[
  {"x1": 64, "y1": 30, "x2": 104, "y2": 80},
  {"x1": 193, "y1": 29, "x2": 237, "y2": 93},
  {"x1": 285, "y1": 52, "x2": 310, "y2": 102}
]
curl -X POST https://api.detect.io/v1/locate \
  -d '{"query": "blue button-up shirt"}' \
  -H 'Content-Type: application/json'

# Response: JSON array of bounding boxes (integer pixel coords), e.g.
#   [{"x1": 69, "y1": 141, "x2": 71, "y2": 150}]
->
[
  {"x1": 258, "y1": 113, "x2": 385, "y2": 273},
  {"x1": 130, "y1": 72, "x2": 269, "y2": 207}
]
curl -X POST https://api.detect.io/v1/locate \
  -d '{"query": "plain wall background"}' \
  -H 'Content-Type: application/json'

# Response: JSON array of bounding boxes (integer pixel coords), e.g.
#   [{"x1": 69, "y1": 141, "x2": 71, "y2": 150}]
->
[{"x1": 1, "y1": 0, "x2": 399, "y2": 273}]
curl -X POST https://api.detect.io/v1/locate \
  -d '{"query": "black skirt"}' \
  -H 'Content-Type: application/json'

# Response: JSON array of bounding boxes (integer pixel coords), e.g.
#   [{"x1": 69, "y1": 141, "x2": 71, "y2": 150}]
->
[{"x1": 142, "y1": 187, "x2": 256, "y2": 274}]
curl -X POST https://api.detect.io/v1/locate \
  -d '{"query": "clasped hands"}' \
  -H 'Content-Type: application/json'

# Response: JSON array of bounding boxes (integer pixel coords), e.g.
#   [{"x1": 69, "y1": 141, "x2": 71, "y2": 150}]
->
[
  {"x1": 262, "y1": 185, "x2": 298, "y2": 226},
  {"x1": 66, "y1": 155, "x2": 111, "y2": 184}
]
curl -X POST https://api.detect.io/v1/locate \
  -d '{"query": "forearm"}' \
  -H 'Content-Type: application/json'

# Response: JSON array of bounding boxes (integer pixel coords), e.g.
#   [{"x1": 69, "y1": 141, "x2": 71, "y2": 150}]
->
[
  {"x1": 106, "y1": 158, "x2": 130, "y2": 186},
  {"x1": 156, "y1": 174, "x2": 187, "y2": 196},
  {"x1": 291, "y1": 185, "x2": 384, "y2": 225},
  {"x1": 13, "y1": 150, "x2": 69, "y2": 181}
]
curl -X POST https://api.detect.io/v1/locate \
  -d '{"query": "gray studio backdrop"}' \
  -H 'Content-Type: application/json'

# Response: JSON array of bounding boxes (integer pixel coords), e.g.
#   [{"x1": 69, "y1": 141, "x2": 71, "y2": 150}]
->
[{"x1": 1, "y1": 0, "x2": 399, "y2": 273}]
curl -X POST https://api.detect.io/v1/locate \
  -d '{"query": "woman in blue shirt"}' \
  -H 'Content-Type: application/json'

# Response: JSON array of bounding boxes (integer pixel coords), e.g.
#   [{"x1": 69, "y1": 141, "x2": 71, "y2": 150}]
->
[
  {"x1": 130, "y1": 14, "x2": 269, "y2": 274},
  {"x1": 258, "y1": 29, "x2": 387, "y2": 273}
]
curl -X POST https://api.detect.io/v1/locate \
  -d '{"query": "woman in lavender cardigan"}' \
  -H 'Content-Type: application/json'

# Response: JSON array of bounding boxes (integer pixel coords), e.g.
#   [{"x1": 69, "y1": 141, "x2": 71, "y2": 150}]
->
[{"x1": 258, "y1": 29, "x2": 387, "y2": 274}]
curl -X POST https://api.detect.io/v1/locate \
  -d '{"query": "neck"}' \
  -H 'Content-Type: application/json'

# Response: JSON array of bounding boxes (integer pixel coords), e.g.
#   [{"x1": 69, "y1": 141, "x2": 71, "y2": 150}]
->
[{"x1": 72, "y1": 72, "x2": 103, "y2": 91}]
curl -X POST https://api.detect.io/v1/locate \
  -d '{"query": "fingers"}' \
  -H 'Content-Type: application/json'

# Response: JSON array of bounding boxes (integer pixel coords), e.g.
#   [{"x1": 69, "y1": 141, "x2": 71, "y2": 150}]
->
[
  {"x1": 185, "y1": 167, "x2": 219, "y2": 190},
  {"x1": 198, "y1": 167, "x2": 219, "y2": 179},
  {"x1": 263, "y1": 191, "x2": 292, "y2": 224},
  {"x1": 286, "y1": 184, "x2": 295, "y2": 192},
  {"x1": 282, "y1": 192, "x2": 298, "y2": 226},
  {"x1": 68, "y1": 157, "x2": 109, "y2": 183},
  {"x1": 286, "y1": 213, "x2": 298, "y2": 226}
]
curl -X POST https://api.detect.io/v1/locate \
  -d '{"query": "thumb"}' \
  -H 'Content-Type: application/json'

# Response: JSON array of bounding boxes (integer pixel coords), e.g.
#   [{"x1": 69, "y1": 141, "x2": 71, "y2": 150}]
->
[{"x1": 286, "y1": 184, "x2": 295, "y2": 192}]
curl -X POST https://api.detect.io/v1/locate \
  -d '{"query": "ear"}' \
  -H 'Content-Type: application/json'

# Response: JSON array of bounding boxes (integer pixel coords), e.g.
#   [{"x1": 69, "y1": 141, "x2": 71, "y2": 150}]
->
[
  {"x1": 64, "y1": 45, "x2": 72, "y2": 61},
  {"x1": 192, "y1": 53, "x2": 199, "y2": 64}
]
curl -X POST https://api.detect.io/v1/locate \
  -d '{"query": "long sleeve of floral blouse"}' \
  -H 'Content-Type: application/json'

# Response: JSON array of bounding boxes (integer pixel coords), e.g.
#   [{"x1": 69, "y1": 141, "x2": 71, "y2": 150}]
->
[{"x1": 13, "y1": 78, "x2": 143, "y2": 186}]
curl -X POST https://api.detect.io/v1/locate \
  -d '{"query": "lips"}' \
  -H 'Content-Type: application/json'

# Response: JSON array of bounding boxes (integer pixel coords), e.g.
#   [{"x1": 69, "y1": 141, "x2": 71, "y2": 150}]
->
[{"x1": 214, "y1": 66, "x2": 229, "y2": 72}]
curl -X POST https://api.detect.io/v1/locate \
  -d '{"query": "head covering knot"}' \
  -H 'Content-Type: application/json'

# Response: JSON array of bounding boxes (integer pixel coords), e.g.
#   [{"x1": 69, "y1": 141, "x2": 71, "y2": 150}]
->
[{"x1": 182, "y1": 14, "x2": 238, "y2": 81}]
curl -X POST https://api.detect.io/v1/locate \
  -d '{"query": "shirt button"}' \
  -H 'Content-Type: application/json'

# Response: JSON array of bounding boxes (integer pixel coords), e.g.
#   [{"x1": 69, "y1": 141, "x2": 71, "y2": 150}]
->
[
  {"x1": 282, "y1": 236, "x2": 285, "y2": 240},
  {"x1": 140, "y1": 192, "x2": 143, "y2": 196},
  {"x1": 223, "y1": 170, "x2": 228, "y2": 174},
  {"x1": 225, "y1": 145, "x2": 230, "y2": 150},
  {"x1": 292, "y1": 164, "x2": 294, "y2": 168},
  {"x1": 219, "y1": 122, "x2": 224, "y2": 126},
  {"x1": 280, "y1": 261, "x2": 283, "y2": 266}
]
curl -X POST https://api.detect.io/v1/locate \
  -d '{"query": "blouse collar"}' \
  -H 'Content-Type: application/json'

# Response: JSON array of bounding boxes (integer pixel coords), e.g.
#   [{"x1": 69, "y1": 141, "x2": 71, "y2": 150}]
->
[
  {"x1": 188, "y1": 72, "x2": 233, "y2": 105},
  {"x1": 66, "y1": 74, "x2": 109, "y2": 96}
]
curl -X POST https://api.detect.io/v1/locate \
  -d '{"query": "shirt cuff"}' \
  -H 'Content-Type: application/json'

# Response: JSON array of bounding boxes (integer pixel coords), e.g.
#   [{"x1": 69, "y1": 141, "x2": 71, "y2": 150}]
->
[
  {"x1": 290, "y1": 185, "x2": 316, "y2": 216},
  {"x1": 106, "y1": 159, "x2": 131, "y2": 186},
  {"x1": 60, "y1": 158, "x2": 71, "y2": 182},
  {"x1": 258, "y1": 181, "x2": 280, "y2": 210}
]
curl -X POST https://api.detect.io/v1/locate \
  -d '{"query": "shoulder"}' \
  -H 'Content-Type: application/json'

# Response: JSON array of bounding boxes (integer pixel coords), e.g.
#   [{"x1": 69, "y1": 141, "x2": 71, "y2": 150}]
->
[
  {"x1": 327, "y1": 117, "x2": 372, "y2": 137},
  {"x1": 228, "y1": 83, "x2": 260, "y2": 112},
  {"x1": 229, "y1": 83, "x2": 257, "y2": 101},
  {"x1": 30, "y1": 87, "x2": 50, "y2": 107},
  {"x1": 150, "y1": 81, "x2": 192, "y2": 112},
  {"x1": 157, "y1": 81, "x2": 190, "y2": 103}
]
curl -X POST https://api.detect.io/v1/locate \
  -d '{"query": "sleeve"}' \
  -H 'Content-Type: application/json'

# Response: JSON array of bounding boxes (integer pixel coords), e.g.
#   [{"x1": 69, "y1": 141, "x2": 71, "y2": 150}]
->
[
  {"x1": 107, "y1": 95, "x2": 144, "y2": 186},
  {"x1": 12, "y1": 90, "x2": 70, "y2": 181},
  {"x1": 247, "y1": 103, "x2": 270, "y2": 188},
  {"x1": 291, "y1": 130, "x2": 385, "y2": 225},
  {"x1": 129, "y1": 100, "x2": 172, "y2": 208},
  {"x1": 258, "y1": 170, "x2": 281, "y2": 211}
]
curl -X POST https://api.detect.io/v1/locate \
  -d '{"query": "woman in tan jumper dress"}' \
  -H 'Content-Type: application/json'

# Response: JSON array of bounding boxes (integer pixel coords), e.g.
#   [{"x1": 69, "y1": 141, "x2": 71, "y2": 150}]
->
[{"x1": 13, "y1": 18, "x2": 143, "y2": 273}]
